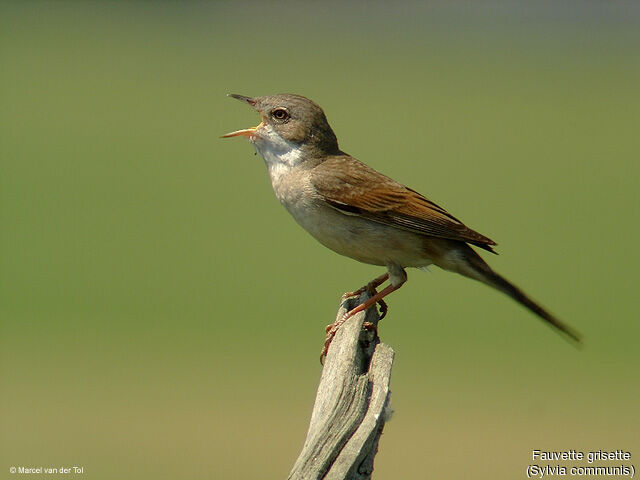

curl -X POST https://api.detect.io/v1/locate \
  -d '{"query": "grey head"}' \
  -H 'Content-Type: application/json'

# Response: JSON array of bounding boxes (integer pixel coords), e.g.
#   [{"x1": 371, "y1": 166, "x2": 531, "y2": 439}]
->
[{"x1": 223, "y1": 93, "x2": 341, "y2": 159}]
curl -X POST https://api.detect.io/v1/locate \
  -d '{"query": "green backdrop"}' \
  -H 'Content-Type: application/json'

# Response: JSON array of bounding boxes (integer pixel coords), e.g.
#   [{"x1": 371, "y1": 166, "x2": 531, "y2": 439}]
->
[{"x1": 2, "y1": 2, "x2": 639, "y2": 479}]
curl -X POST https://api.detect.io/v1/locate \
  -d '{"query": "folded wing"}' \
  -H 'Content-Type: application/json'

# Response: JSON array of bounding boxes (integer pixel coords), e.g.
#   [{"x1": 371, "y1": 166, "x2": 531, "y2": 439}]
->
[{"x1": 311, "y1": 156, "x2": 497, "y2": 253}]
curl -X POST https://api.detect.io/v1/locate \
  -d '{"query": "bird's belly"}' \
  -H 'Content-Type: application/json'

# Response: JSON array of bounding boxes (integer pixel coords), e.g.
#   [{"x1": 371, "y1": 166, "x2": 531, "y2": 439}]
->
[{"x1": 284, "y1": 199, "x2": 433, "y2": 268}]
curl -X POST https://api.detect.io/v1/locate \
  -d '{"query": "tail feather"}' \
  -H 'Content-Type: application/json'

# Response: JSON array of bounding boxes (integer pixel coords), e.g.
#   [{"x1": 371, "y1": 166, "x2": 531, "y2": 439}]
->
[
  {"x1": 482, "y1": 269, "x2": 582, "y2": 345},
  {"x1": 450, "y1": 245, "x2": 582, "y2": 345}
]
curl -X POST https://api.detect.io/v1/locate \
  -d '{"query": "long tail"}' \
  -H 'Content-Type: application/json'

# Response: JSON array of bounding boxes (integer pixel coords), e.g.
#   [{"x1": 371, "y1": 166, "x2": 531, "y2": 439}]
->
[{"x1": 447, "y1": 245, "x2": 582, "y2": 345}]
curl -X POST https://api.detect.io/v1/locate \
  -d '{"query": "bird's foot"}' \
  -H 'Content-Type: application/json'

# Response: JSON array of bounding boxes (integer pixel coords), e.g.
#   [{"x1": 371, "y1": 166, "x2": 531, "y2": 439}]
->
[
  {"x1": 319, "y1": 311, "x2": 382, "y2": 364},
  {"x1": 321, "y1": 310, "x2": 355, "y2": 364},
  {"x1": 320, "y1": 292, "x2": 389, "y2": 364},
  {"x1": 376, "y1": 298, "x2": 388, "y2": 320},
  {"x1": 340, "y1": 273, "x2": 390, "y2": 318},
  {"x1": 341, "y1": 272, "x2": 389, "y2": 299}
]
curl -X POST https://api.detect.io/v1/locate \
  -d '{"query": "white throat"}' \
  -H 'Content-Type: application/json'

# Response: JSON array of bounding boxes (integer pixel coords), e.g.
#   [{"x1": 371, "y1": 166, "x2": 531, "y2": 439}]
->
[{"x1": 252, "y1": 124, "x2": 304, "y2": 182}]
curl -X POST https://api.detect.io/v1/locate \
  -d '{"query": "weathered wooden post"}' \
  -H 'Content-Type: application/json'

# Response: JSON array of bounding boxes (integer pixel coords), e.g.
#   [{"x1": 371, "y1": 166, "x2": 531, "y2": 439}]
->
[{"x1": 289, "y1": 293, "x2": 395, "y2": 480}]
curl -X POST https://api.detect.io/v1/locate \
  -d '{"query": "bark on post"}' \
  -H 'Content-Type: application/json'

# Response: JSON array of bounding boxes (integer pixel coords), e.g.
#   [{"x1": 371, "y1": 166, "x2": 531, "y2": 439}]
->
[{"x1": 289, "y1": 293, "x2": 395, "y2": 480}]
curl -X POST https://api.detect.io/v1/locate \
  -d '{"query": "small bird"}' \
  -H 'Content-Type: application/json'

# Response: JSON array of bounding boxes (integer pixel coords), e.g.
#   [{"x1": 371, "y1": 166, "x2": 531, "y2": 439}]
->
[{"x1": 222, "y1": 93, "x2": 581, "y2": 357}]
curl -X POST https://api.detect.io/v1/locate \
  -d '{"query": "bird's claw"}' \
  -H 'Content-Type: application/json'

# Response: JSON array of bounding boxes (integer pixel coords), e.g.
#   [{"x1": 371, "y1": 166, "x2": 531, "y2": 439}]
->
[
  {"x1": 324, "y1": 273, "x2": 392, "y2": 364},
  {"x1": 320, "y1": 311, "x2": 351, "y2": 364},
  {"x1": 341, "y1": 282, "x2": 389, "y2": 320},
  {"x1": 376, "y1": 299, "x2": 388, "y2": 320}
]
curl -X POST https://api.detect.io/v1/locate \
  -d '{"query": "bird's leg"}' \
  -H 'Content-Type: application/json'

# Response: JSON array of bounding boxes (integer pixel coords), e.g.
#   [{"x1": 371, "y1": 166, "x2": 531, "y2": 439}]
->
[
  {"x1": 340, "y1": 273, "x2": 389, "y2": 318},
  {"x1": 340, "y1": 272, "x2": 389, "y2": 301},
  {"x1": 321, "y1": 277, "x2": 406, "y2": 363},
  {"x1": 341, "y1": 281, "x2": 403, "y2": 324}
]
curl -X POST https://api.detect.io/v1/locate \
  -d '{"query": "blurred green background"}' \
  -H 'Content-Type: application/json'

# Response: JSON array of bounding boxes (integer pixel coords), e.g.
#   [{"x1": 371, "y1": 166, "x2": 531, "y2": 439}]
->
[{"x1": 1, "y1": 2, "x2": 639, "y2": 479}]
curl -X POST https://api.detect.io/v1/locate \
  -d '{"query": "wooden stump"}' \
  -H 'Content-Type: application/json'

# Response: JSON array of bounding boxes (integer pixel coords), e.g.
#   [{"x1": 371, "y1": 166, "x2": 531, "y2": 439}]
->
[{"x1": 288, "y1": 293, "x2": 395, "y2": 480}]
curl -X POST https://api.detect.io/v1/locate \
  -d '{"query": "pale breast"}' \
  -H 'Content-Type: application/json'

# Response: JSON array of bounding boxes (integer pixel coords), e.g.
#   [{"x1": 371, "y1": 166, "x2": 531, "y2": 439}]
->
[
  {"x1": 268, "y1": 166, "x2": 434, "y2": 268},
  {"x1": 253, "y1": 130, "x2": 434, "y2": 268}
]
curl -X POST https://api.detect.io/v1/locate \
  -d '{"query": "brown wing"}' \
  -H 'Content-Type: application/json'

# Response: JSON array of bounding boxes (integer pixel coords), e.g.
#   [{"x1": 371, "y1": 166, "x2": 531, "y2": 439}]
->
[{"x1": 310, "y1": 156, "x2": 497, "y2": 252}]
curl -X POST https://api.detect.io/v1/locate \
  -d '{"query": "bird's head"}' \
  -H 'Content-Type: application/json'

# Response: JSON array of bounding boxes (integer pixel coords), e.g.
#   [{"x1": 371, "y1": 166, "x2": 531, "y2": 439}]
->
[{"x1": 222, "y1": 93, "x2": 340, "y2": 161}]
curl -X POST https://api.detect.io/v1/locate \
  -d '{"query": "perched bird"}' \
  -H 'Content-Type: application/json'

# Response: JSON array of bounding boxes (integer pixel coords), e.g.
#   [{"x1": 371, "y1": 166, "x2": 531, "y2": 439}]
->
[{"x1": 222, "y1": 93, "x2": 581, "y2": 358}]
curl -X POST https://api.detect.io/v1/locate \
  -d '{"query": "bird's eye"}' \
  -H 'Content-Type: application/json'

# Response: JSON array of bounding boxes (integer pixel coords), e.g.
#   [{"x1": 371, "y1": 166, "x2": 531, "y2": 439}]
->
[{"x1": 272, "y1": 108, "x2": 289, "y2": 121}]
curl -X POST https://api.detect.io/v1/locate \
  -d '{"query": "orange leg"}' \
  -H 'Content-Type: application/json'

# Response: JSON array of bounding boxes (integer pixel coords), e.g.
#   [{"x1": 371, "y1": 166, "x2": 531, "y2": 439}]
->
[
  {"x1": 321, "y1": 279, "x2": 405, "y2": 363},
  {"x1": 341, "y1": 273, "x2": 389, "y2": 299},
  {"x1": 340, "y1": 273, "x2": 389, "y2": 319}
]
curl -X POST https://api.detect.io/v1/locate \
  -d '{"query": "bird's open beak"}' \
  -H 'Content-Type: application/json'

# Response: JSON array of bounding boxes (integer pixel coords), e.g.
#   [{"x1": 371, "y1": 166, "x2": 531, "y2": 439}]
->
[
  {"x1": 222, "y1": 93, "x2": 261, "y2": 138},
  {"x1": 221, "y1": 126, "x2": 258, "y2": 138}
]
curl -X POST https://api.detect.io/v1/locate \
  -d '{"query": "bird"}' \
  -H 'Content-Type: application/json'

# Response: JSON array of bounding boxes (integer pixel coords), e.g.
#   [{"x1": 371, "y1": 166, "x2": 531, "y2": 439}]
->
[{"x1": 222, "y1": 93, "x2": 581, "y2": 359}]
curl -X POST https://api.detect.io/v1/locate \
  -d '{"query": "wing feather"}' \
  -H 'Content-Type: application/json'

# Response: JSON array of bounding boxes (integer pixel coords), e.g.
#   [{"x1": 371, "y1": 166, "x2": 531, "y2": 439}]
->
[{"x1": 311, "y1": 156, "x2": 497, "y2": 252}]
